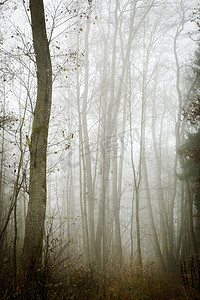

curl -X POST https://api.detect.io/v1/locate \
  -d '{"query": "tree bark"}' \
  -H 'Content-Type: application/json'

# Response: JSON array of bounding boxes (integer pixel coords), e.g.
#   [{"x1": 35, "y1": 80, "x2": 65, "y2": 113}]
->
[
  {"x1": 22, "y1": 0, "x2": 52, "y2": 280},
  {"x1": 81, "y1": 4, "x2": 96, "y2": 260}
]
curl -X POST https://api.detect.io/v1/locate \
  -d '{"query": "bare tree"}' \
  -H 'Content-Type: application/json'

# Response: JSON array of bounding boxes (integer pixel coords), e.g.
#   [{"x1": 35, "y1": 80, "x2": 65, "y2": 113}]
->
[{"x1": 22, "y1": 0, "x2": 52, "y2": 280}]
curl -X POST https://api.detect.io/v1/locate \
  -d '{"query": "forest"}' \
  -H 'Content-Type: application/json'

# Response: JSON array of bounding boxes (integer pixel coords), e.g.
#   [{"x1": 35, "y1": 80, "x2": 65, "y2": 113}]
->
[{"x1": 0, "y1": 0, "x2": 200, "y2": 299}]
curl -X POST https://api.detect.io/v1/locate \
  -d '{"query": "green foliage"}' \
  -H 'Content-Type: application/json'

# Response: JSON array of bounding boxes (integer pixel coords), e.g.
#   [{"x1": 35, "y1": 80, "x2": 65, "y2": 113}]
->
[
  {"x1": 178, "y1": 131, "x2": 200, "y2": 177},
  {"x1": 179, "y1": 6, "x2": 200, "y2": 215},
  {"x1": 178, "y1": 129, "x2": 200, "y2": 212}
]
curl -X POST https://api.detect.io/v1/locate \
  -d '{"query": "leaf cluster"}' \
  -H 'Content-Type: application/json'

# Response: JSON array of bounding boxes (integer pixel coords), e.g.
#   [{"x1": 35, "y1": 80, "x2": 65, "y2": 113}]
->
[{"x1": 182, "y1": 98, "x2": 200, "y2": 126}]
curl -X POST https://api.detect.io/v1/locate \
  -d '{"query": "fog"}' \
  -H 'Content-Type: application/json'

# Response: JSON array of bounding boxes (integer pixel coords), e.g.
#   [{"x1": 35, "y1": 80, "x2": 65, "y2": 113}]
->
[{"x1": 0, "y1": 0, "x2": 199, "y2": 298}]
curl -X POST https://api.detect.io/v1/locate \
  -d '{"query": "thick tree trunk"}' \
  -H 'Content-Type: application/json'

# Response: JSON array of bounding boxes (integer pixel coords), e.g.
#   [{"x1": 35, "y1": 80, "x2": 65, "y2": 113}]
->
[{"x1": 22, "y1": 0, "x2": 52, "y2": 280}]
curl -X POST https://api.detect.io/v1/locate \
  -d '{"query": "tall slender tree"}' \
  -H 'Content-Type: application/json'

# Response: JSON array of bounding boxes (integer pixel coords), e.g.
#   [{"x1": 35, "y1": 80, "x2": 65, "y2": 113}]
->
[{"x1": 22, "y1": 0, "x2": 52, "y2": 279}]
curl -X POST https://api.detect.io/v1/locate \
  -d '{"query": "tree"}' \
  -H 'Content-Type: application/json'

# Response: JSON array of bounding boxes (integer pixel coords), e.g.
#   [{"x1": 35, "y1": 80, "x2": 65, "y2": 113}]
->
[
  {"x1": 22, "y1": 0, "x2": 52, "y2": 280},
  {"x1": 178, "y1": 8, "x2": 200, "y2": 253}
]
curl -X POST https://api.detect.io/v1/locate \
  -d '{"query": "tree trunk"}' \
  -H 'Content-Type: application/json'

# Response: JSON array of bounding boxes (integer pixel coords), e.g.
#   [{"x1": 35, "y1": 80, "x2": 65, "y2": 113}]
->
[
  {"x1": 22, "y1": 0, "x2": 52, "y2": 280},
  {"x1": 151, "y1": 96, "x2": 170, "y2": 269},
  {"x1": 81, "y1": 4, "x2": 96, "y2": 260},
  {"x1": 142, "y1": 158, "x2": 165, "y2": 271}
]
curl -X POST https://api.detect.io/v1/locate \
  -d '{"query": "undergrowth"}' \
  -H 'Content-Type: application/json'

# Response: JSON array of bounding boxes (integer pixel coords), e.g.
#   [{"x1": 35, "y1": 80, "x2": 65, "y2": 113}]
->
[
  {"x1": 0, "y1": 263, "x2": 186, "y2": 300},
  {"x1": 179, "y1": 254, "x2": 200, "y2": 300}
]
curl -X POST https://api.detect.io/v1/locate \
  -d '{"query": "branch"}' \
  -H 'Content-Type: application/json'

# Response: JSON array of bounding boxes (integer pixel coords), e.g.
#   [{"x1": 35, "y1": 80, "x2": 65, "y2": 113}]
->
[{"x1": 0, "y1": 0, "x2": 8, "y2": 5}]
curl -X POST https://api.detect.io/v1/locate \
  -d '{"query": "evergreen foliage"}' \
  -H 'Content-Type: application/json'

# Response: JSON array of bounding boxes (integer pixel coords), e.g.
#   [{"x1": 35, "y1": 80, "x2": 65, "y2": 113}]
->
[{"x1": 179, "y1": 7, "x2": 200, "y2": 215}]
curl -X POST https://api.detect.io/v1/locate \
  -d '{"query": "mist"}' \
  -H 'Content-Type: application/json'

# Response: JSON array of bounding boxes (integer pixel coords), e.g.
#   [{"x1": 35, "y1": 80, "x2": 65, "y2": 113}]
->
[{"x1": 0, "y1": 0, "x2": 200, "y2": 299}]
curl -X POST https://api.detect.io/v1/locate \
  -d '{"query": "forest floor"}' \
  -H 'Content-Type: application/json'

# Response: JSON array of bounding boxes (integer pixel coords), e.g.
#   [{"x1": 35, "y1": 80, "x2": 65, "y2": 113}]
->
[
  {"x1": 44, "y1": 274, "x2": 186, "y2": 300},
  {"x1": 44, "y1": 273, "x2": 187, "y2": 300},
  {"x1": 1, "y1": 263, "x2": 199, "y2": 299}
]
